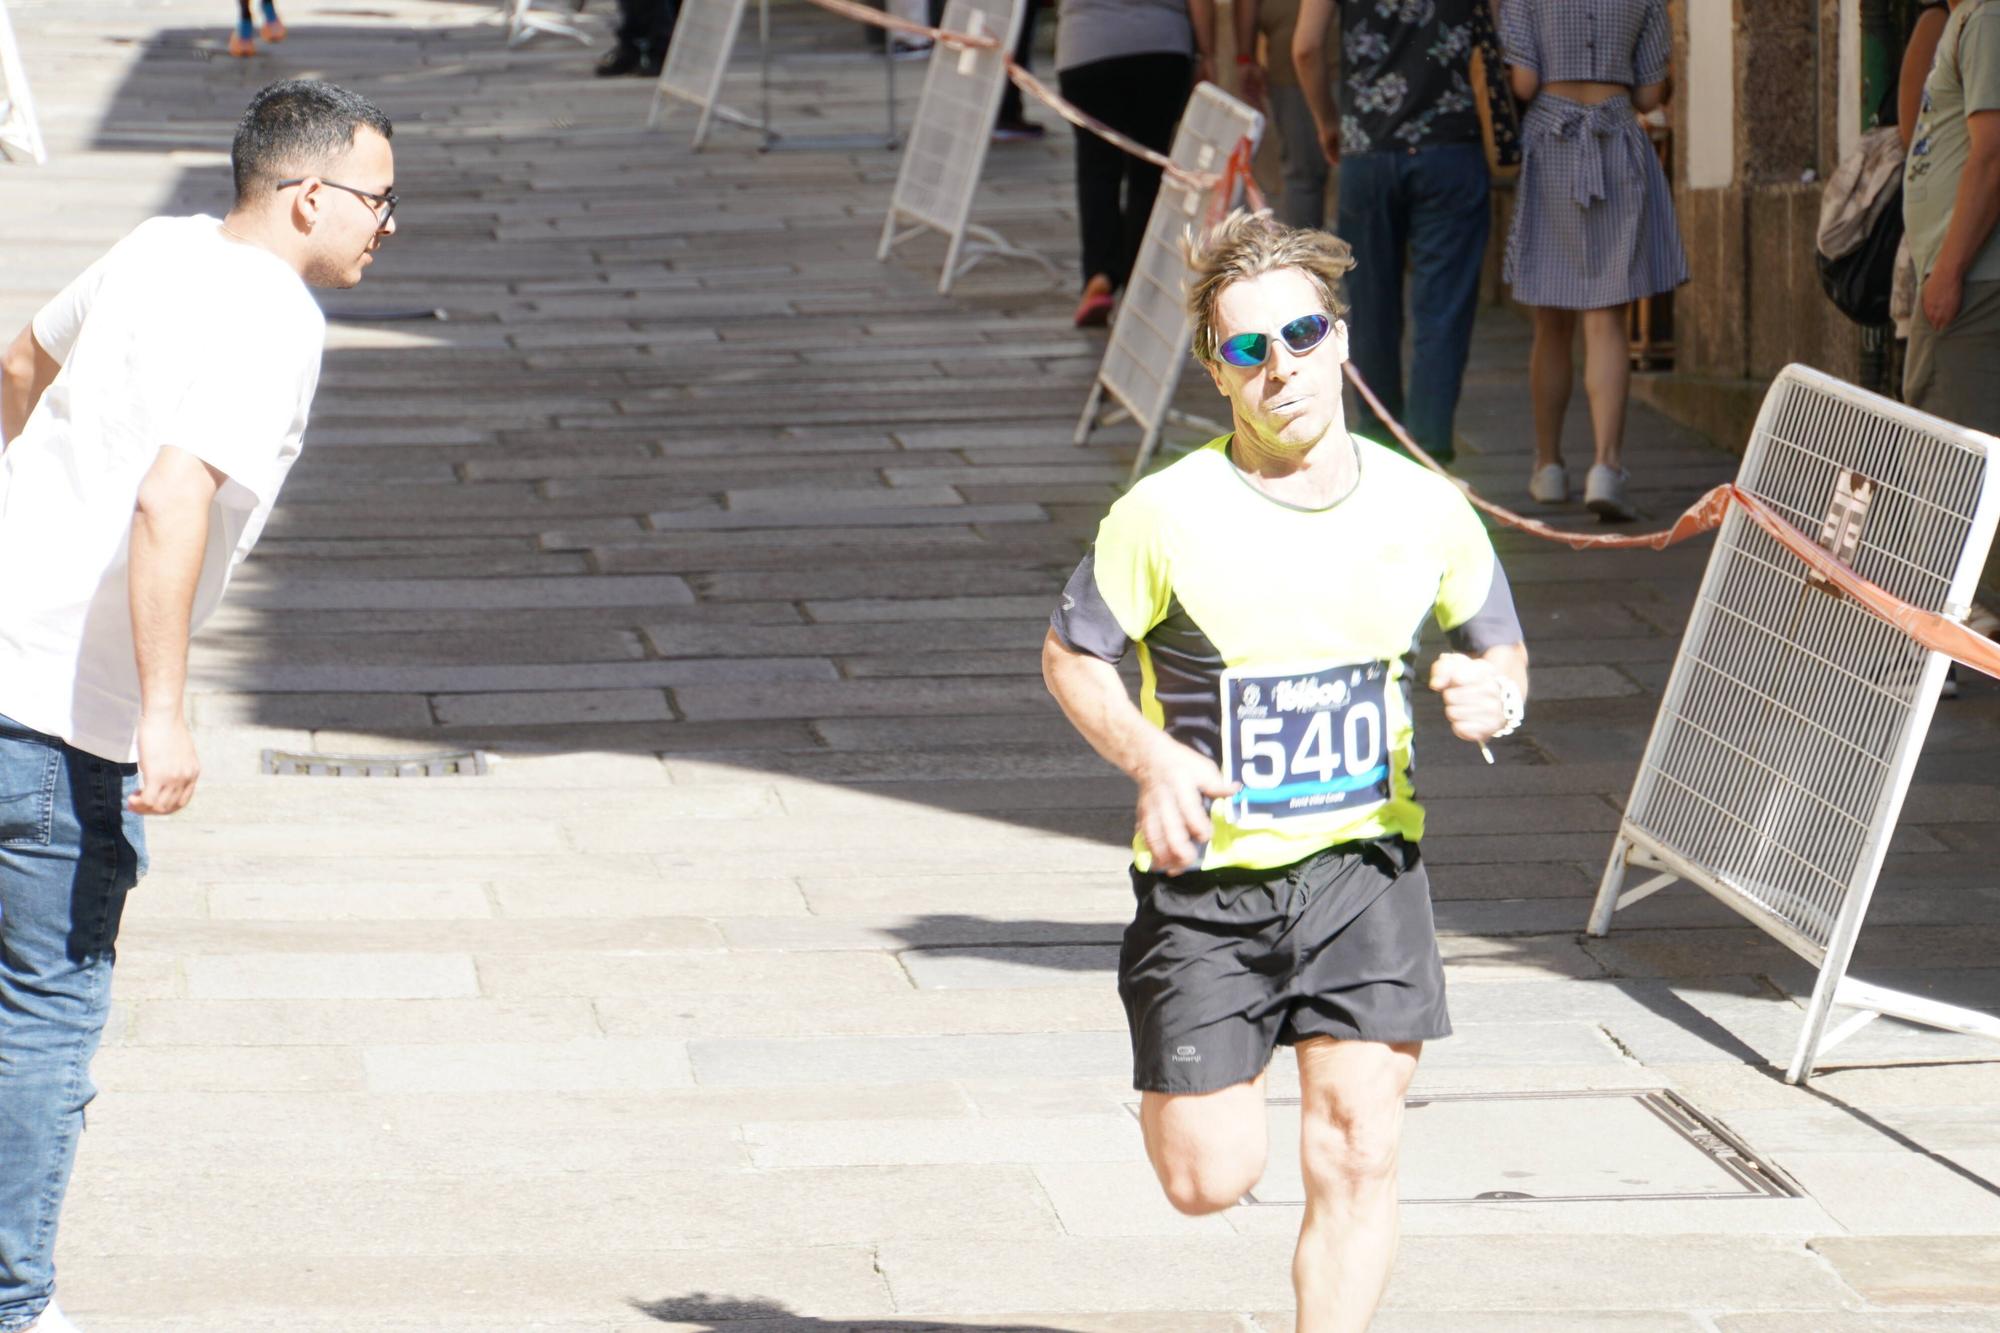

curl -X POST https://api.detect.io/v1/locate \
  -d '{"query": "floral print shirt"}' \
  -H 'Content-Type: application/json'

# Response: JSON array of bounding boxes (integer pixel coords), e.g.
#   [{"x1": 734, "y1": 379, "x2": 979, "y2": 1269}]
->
[{"x1": 1339, "y1": 0, "x2": 1482, "y2": 155}]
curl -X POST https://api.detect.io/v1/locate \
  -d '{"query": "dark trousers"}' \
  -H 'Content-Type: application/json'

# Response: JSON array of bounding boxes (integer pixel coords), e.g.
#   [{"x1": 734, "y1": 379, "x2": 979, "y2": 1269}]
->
[
  {"x1": 616, "y1": 0, "x2": 678, "y2": 52},
  {"x1": 1336, "y1": 141, "x2": 1490, "y2": 463},
  {"x1": 1057, "y1": 52, "x2": 1193, "y2": 289},
  {"x1": 996, "y1": 0, "x2": 1045, "y2": 124}
]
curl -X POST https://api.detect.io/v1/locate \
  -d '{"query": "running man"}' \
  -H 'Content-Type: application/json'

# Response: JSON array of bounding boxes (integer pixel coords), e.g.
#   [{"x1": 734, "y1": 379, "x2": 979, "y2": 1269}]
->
[
  {"x1": 1042, "y1": 212, "x2": 1529, "y2": 1333},
  {"x1": 0, "y1": 80, "x2": 393, "y2": 1333}
]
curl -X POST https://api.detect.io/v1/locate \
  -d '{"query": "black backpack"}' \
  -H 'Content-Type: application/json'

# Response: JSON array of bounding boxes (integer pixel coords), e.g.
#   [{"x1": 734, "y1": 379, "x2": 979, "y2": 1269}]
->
[{"x1": 1818, "y1": 176, "x2": 1904, "y2": 327}]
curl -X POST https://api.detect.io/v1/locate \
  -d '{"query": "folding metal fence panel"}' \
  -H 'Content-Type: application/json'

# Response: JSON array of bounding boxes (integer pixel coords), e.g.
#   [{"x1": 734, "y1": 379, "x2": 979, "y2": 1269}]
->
[
  {"x1": 1073, "y1": 83, "x2": 1264, "y2": 482},
  {"x1": 1591, "y1": 364, "x2": 2000, "y2": 1082},
  {"x1": 0, "y1": 0, "x2": 46, "y2": 166},
  {"x1": 649, "y1": 0, "x2": 760, "y2": 148},
  {"x1": 506, "y1": 0, "x2": 591, "y2": 48},
  {"x1": 876, "y1": 0, "x2": 1044, "y2": 295}
]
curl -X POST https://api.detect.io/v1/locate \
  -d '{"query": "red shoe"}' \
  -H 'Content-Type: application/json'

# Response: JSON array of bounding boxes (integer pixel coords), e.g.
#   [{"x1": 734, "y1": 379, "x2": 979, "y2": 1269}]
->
[
  {"x1": 228, "y1": 30, "x2": 257, "y2": 56},
  {"x1": 1073, "y1": 275, "x2": 1115, "y2": 328},
  {"x1": 262, "y1": 17, "x2": 287, "y2": 41}
]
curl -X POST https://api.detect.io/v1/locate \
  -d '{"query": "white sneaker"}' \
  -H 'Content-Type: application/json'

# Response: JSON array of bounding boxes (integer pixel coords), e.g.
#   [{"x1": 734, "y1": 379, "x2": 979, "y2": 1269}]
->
[
  {"x1": 1528, "y1": 463, "x2": 1568, "y2": 503},
  {"x1": 25, "y1": 1299, "x2": 81, "y2": 1332},
  {"x1": 1585, "y1": 464, "x2": 1634, "y2": 521}
]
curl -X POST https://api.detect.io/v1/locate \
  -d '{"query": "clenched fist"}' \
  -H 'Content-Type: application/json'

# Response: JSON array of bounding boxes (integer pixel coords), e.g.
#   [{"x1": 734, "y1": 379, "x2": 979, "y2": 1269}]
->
[{"x1": 1428, "y1": 652, "x2": 1513, "y2": 745}]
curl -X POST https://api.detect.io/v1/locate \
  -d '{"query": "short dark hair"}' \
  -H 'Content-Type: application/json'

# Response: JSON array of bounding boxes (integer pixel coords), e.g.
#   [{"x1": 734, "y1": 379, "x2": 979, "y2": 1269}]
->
[{"x1": 232, "y1": 79, "x2": 392, "y2": 204}]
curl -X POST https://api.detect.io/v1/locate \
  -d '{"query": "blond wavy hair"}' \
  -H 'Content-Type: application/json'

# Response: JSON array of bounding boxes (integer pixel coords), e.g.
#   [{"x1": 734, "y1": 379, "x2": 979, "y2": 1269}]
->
[{"x1": 1185, "y1": 210, "x2": 1355, "y2": 364}]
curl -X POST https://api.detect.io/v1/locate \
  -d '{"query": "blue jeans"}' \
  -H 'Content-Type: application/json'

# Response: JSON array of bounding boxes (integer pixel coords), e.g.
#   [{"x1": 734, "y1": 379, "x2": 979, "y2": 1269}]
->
[
  {"x1": 1336, "y1": 141, "x2": 1491, "y2": 462},
  {"x1": 0, "y1": 715, "x2": 145, "y2": 1332}
]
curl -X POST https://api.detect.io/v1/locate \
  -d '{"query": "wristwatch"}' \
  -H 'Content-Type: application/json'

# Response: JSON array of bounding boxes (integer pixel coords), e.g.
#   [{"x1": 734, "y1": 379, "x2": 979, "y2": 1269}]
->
[{"x1": 1492, "y1": 675, "x2": 1525, "y2": 740}]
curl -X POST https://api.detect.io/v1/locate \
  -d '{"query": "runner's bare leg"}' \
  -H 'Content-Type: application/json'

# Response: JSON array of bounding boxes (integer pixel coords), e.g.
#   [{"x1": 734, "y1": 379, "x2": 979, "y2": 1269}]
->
[
  {"x1": 1292, "y1": 1037, "x2": 1422, "y2": 1333},
  {"x1": 1138, "y1": 1071, "x2": 1268, "y2": 1215}
]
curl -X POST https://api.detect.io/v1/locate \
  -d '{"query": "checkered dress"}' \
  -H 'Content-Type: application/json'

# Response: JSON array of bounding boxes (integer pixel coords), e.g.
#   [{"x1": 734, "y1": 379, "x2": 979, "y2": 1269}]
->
[{"x1": 1497, "y1": 0, "x2": 1688, "y2": 309}]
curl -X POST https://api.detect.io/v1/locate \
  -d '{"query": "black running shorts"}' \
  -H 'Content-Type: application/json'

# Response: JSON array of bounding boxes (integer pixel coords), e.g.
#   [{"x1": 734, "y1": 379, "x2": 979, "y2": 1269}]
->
[{"x1": 1118, "y1": 837, "x2": 1451, "y2": 1095}]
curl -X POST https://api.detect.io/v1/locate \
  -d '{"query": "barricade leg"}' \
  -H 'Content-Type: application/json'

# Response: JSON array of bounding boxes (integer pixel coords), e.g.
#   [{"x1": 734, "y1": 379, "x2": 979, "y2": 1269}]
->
[
  {"x1": 938, "y1": 226, "x2": 966, "y2": 296},
  {"x1": 877, "y1": 210, "x2": 900, "y2": 262},
  {"x1": 647, "y1": 86, "x2": 675, "y2": 130},
  {"x1": 1074, "y1": 381, "x2": 1105, "y2": 446},
  {"x1": 1587, "y1": 836, "x2": 1631, "y2": 937},
  {"x1": 1785, "y1": 862, "x2": 1879, "y2": 1083},
  {"x1": 1127, "y1": 422, "x2": 1164, "y2": 484},
  {"x1": 1786, "y1": 957, "x2": 1851, "y2": 1084}
]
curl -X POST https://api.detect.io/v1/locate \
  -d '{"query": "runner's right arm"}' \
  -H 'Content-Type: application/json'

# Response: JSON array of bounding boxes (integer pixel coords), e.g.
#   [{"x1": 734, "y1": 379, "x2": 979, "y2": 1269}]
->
[{"x1": 1042, "y1": 630, "x2": 1238, "y2": 875}]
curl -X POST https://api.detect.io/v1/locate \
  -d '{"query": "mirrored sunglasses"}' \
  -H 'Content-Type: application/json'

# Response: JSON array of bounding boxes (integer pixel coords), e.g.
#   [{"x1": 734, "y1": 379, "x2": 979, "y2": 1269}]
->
[{"x1": 1217, "y1": 313, "x2": 1334, "y2": 368}]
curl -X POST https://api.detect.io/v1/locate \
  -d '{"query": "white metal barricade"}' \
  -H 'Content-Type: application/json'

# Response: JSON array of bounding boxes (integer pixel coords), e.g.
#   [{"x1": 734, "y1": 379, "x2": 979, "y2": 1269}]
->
[
  {"x1": 0, "y1": 0, "x2": 46, "y2": 166},
  {"x1": 650, "y1": 0, "x2": 765, "y2": 147},
  {"x1": 505, "y1": 0, "x2": 592, "y2": 48},
  {"x1": 1073, "y1": 83, "x2": 1263, "y2": 482},
  {"x1": 877, "y1": 0, "x2": 1051, "y2": 295},
  {"x1": 1591, "y1": 364, "x2": 2000, "y2": 1082},
  {"x1": 651, "y1": 0, "x2": 901, "y2": 150}
]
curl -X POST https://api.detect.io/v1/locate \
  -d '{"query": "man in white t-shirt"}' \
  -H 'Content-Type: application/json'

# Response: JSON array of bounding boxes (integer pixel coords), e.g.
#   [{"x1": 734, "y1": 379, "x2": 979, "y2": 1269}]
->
[{"x1": 0, "y1": 79, "x2": 395, "y2": 1333}]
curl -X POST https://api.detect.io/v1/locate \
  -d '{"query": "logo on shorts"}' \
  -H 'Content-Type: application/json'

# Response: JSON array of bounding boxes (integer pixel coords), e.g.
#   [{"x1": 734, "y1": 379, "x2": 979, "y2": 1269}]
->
[{"x1": 1172, "y1": 1044, "x2": 1200, "y2": 1063}]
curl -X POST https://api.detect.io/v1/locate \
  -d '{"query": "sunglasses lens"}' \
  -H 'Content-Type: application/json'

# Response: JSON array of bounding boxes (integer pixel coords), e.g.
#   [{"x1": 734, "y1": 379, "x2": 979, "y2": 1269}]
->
[
  {"x1": 1219, "y1": 333, "x2": 1267, "y2": 367},
  {"x1": 1281, "y1": 314, "x2": 1332, "y2": 353}
]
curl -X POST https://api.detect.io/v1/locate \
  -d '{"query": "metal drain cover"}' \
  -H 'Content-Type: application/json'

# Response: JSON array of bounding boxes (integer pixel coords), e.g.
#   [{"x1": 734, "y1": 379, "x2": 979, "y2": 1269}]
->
[
  {"x1": 261, "y1": 749, "x2": 487, "y2": 778},
  {"x1": 1131, "y1": 1089, "x2": 1798, "y2": 1206}
]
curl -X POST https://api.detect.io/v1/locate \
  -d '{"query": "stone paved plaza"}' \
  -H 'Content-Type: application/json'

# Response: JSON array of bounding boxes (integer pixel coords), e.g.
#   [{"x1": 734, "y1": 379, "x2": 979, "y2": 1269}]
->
[{"x1": 7, "y1": 0, "x2": 2000, "y2": 1327}]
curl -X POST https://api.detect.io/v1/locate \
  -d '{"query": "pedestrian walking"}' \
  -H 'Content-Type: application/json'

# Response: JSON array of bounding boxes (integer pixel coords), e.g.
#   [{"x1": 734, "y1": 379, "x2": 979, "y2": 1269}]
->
[
  {"x1": 1890, "y1": 1, "x2": 1950, "y2": 347},
  {"x1": 228, "y1": 0, "x2": 285, "y2": 57},
  {"x1": 595, "y1": 0, "x2": 679, "y2": 76},
  {"x1": 993, "y1": 0, "x2": 1048, "y2": 141},
  {"x1": 1293, "y1": 0, "x2": 1489, "y2": 466},
  {"x1": 0, "y1": 79, "x2": 394, "y2": 1333},
  {"x1": 1055, "y1": 0, "x2": 1215, "y2": 326},
  {"x1": 1903, "y1": 0, "x2": 2000, "y2": 436},
  {"x1": 1234, "y1": 0, "x2": 1334, "y2": 229},
  {"x1": 1499, "y1": 0, "x2": 1687, "y2": 520},
  {"x1": 1043, "y1": 211, "x2": 1529, "y2": 1333}
]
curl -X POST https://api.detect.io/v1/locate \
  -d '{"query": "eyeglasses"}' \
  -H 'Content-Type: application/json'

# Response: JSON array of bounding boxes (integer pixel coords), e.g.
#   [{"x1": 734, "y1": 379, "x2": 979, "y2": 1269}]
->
[
  {"x1": 274, "y1": 177, "x2": 398, "y2": 225},
  {"x1": 1217, "y1": 313, "x2": 1334, "y2": 368}
]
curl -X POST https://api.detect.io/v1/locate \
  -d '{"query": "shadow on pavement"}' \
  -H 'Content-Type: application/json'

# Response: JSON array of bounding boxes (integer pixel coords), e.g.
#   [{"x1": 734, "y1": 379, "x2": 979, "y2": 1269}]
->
[{"x1": 630, "y1": 1294, "x2": 1084, "y2": 1331}]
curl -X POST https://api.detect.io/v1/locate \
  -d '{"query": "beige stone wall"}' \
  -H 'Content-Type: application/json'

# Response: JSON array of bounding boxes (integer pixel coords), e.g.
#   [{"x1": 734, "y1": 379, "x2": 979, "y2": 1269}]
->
[{"x1": 1659, "y1": 0, "x2": 1865, "y2": 445}]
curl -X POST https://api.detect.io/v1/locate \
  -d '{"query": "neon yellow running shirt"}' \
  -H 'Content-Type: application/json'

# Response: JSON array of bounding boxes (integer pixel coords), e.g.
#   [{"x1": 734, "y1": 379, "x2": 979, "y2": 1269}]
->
[{"x1": 1052, "y1": 434, "x2": 1523, "y2": 873}]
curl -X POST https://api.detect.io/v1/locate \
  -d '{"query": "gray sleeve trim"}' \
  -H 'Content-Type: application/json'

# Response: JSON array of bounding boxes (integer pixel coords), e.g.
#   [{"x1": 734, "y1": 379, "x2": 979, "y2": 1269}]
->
[
  {"x1": 1050, "y1": 549, "x2": 1133, "y2": 664},
  {"x1": 1445, "y1": 555, "x2": 1525, "y2": 655}
]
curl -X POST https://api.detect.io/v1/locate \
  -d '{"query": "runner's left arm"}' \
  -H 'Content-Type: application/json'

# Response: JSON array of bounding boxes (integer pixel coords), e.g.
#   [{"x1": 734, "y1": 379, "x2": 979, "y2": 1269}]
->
[{"x1": 1430, "y1": 484, "x2": 1530, "y2": 744}]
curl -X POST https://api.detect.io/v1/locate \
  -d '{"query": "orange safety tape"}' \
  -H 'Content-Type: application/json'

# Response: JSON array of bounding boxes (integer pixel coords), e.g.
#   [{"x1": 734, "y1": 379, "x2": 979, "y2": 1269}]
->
[
  {"x1": 1004, "y1": 65, "x2": 1205, "y2": 186},
  {"x1": 802, "y1": 0, "x2": 1002, "y2": 48},
  {"x1": 788, "y1": 0, "x2": 1239, "y2": 196},
  {"x1": 1214, "y1": 135, "x2": 1267, "y2": 221},
  {"x1": 1341, "y1": 361, "x2": 2000, "y2": 681}
]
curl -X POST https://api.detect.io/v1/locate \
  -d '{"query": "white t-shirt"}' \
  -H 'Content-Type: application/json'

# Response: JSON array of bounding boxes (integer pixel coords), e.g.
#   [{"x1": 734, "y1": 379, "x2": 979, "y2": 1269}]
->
[{"x1": 0, "y1": 215, "x2": 323, "y2": 761}]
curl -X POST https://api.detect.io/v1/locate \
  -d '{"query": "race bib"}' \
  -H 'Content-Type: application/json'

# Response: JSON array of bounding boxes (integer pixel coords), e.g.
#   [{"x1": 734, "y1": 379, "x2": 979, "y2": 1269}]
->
[{"x1": 1219, "y1": 661, "x2": 1393, "y2": 827}]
